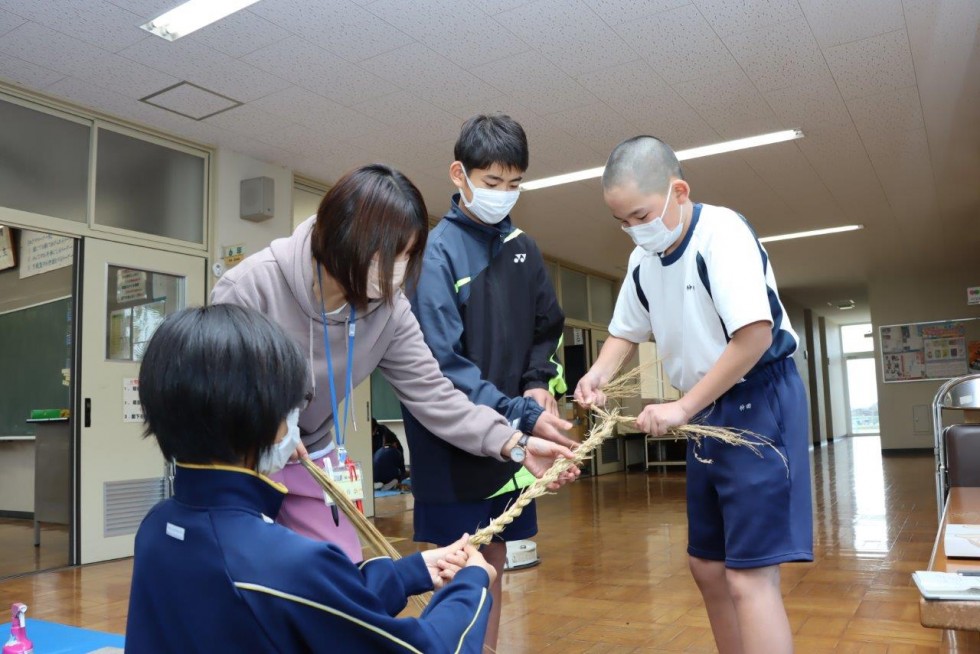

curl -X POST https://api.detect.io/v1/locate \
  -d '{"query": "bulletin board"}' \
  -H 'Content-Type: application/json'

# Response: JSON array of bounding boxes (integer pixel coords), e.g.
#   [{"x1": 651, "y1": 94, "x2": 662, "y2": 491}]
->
[{"x1": 879, "y1": 318, "x2": 980, "y2": 383}]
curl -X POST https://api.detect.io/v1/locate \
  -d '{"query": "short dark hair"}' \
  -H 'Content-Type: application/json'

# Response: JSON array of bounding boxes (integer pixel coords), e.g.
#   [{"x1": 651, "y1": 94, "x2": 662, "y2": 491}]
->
[
  {"x1": 454, "y1": 114, "x2": 529, "y2": 173},
  {"x1": 311, "y1": 164, "x2": 429, "y2": 308},
  {"x1": 139, "y1": 304, "x2": 308, "y2": 465},
  {"x1": 602, "y1": 135, "x2": 684, "y2": 193}
]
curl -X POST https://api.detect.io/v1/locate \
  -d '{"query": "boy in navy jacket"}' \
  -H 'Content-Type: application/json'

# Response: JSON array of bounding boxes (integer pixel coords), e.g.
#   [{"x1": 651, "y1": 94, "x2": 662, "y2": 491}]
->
[
  {"x1": 126, "y1": 304, "x2": 494, "y2": 653},
  {"x1": 404, "y1": 114, "x2": 575, "y2": 650}
]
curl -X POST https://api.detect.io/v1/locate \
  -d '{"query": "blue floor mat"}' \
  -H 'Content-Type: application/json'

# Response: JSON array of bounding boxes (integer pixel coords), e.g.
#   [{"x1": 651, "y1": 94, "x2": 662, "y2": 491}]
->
[{"x1": 0, "y1": 619, "x2": 124, "y2": 653}]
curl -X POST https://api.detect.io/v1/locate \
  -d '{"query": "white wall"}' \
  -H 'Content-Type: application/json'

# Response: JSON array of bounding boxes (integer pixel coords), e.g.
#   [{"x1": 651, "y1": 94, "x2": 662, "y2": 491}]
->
[
  {"x1": 211, "y1": 149, "x2": 293, "y2": 290},
  {"x1": 870, "y1": 267, "x2": 980, "y2": 449}
]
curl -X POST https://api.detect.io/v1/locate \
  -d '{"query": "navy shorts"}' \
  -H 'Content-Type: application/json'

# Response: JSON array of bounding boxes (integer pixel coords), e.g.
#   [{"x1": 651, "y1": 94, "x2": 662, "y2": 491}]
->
[
  {"x1": 686, "y1": 357, "x2": 813, "y2": 569},
  {"x1": 413, "y1": 491, "x2": 537, "y2": 547}
]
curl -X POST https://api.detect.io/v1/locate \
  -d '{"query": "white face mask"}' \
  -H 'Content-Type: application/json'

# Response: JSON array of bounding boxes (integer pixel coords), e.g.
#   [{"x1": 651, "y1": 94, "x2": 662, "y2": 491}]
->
[
  {"x1": 459, "y1": 167, "x2": 520, "y2": 225},
  {"x1": 622, "y1": 183, "x2": 683, "y2": 255},
  {"x1": 366, "y1": 258, "x2": 409, "y2": 300},
  {"x1": 258, "y1": 409, "x2": 301, "y2": 475}
]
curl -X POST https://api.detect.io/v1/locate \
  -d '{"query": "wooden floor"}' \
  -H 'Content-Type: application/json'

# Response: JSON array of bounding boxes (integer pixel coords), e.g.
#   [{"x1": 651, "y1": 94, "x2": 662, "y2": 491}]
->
[
  {"x1": 0, "y1": 519, "x2": 69, "y2": 578},
  {"x1": 0, "y1": 436, "x2": 975, "y2": 652}
]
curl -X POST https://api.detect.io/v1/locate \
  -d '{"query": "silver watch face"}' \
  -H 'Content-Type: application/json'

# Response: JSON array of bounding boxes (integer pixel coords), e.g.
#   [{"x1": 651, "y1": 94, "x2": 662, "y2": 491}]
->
[{"x1": 510, "y1": 446, "x2": 526, "y2": 463}]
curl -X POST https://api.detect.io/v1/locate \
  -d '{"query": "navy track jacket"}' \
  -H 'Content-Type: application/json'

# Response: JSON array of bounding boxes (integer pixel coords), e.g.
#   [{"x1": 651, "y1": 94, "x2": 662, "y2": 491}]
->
[
  {"x1": 403, "y1": 196, "x2": 566, "y2": 502},
  {"x1": 125, "y1": 464, "x2": 491, "y2": 653}
]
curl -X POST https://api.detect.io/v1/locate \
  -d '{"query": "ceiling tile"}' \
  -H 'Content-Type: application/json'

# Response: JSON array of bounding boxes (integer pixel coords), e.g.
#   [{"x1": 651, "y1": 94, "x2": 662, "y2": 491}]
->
[
  {"x1": 794, "y1": 121, "x2": 892, "y2": 219},
  {"x1": 798, "y1": 0, "x2": 905, "y2": 49},
  {"x1": 202, "y1": 103, "x2": 287, "y2": 144},
  {"x1": 464, "y1": 0, "x2": 538, "y2": 14},
  {"x1": 0, "y1": 54, "x2": 65, "y2": 89},
  {"x1": 674, "y1": 68, "x2": 778, "y2": 132},
  {"x1": 0, "y1": 7, "x2": 25, "y2": 36},
  {"x1": 0, "y1": 22, "x2": 179, "y2": 98},
  {"x1": 351, "y1": 91, "x2": 459, "y2": 131},
  {"x1": 724, "y1": 18, "x2": 830, "y2": 92},
  {"x1": 498, "y1": 0, "x2": 638, "y2": 76},
  {"x1": 846, "y1": 85, "x2": 923, "y2": 134},
  {"x1": 470, "y1": 53, "x2": 598, "y2": 115},
  {"x1": 824, "y1": 29, "x2": 915, "y2": 99},
  {"x1": 693, "y1": 0, "x2": 804, "y2": 38},
  {"x1": 365, "y1": 0, "x2": 531, "y2": 69},
  {"x1": 182, "y1": 9, "x2": 292, "y2": 58},
  {"x1": 240, "y1": 38, "x2": 395, "y2": 106},
  {"x1": 248, "y1": 0, "x2": 414, "y2": 62},
  {"x1": 119, "y1": 36, "x2": 291, "y2": 102},
  {"x1": 359, "y1": 42, "x2": 502, "y2": 112},
  {"x1": 683, "y1": 156, "x2": 793, "y2": 225},
  {"x1": 576, "y1": 59, "x2": 671, "y2": 99},
  {"x1": 7, "y1": 0, "x2": 148, "y2": 52},
  {"x1": 349, "y1": 90, "x2": 460, "y2": 131},
  {"x1": 739, "y1": 141, "x2": 841, "y2": 214},
  {"x1": 614, "y1": 4, "x2": 740, "y2": 84},
  {"x1": 249, "y1": 86, "x2": 383, "y2": 139},
  {"x1": 544, "y1": 101, "x2": 635, "y2": 154},
  {"x1": 862, "y1": 125, "x2": 930, "y2": 163},
  {"x1": 762, "y1": 71, "x2": 851, "y2": 130},
  {"x1": 582, "y1": 0, "x2": 689, "y2": 24},
  {"x1": 105, "y1": 0, "x2": 183, "y2": 21}
]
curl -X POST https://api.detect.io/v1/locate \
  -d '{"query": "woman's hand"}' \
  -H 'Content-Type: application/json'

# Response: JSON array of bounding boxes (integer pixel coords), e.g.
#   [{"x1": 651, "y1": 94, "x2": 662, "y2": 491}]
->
[{"x1": 522, "y1": 437, "x2": 580, "y2": 490}]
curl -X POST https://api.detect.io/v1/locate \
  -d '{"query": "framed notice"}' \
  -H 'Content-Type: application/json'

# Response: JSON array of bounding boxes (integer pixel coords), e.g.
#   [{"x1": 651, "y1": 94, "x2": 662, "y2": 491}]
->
[{"x1": 879, "y1": 318, "x2": 980, "y2": 383}]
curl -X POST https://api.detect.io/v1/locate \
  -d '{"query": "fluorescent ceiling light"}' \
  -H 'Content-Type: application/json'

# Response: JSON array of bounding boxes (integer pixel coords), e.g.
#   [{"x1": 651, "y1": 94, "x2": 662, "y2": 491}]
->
[
  {"x1": 758, "y1": 224, "x2": 864, "y2": 244},
  {"x1": 140, "y1": 0, "x2": 261, "y2": 41},
  {"x1": 520, "y1": 129, "x2": 804, "y2": 191}
]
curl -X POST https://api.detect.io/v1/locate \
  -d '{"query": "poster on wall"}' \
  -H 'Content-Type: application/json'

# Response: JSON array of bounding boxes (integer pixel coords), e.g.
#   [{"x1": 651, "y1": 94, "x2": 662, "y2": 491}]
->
[
  {"x1": 19, "y1": 230, "x2": 73, "y2": 278},
  {"x1": 969, "y1": 341, "x2": 980, "y2": 373},
  {"x1": 879, "y1": 319, "x2": 978, "y2": 382},
  {"x1": 0, "y1": 225, "x2": 15, "y2": 271}
]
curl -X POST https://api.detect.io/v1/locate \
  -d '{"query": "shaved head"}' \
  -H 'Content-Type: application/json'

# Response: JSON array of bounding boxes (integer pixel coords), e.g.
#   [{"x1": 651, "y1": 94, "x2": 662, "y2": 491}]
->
[{"x1": 602, "y1": 136, "x2": 683, "y2": 193}]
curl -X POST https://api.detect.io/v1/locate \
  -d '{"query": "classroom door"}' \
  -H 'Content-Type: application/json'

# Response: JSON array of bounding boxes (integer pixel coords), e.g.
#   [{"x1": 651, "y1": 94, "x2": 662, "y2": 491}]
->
[{"x1": 78, "y1": 239, "x2": 205, "y2": 564}]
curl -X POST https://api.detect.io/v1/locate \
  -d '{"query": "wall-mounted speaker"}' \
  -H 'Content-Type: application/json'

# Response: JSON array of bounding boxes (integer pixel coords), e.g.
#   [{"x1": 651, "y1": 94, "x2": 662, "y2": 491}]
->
[{"x1": 240, "y1": 176, "x2": 274, "y2": 222}]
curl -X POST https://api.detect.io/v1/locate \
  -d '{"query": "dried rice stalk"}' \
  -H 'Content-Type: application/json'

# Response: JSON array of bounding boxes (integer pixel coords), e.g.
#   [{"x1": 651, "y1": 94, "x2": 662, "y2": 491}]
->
[{"x1": 301, "y1": 458, "x2": 430, "y2": 611}]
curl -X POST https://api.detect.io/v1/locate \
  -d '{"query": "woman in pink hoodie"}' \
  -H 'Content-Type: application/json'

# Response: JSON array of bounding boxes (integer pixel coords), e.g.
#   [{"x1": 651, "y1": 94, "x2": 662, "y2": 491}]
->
[{"x1": 212, "y1": 164, "x2": 577, "y2": 561}]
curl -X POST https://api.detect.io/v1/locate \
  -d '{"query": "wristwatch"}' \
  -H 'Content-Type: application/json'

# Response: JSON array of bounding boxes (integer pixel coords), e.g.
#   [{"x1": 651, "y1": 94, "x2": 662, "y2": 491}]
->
[{"x1": 509, "y1": 434, "x2": 531, "y2": 463}]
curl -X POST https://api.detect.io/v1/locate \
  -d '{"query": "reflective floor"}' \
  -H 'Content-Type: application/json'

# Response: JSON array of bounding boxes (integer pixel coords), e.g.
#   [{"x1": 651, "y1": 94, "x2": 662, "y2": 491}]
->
[{"x1": 1, "y1": 437, "x2": 974, "y2": 652}]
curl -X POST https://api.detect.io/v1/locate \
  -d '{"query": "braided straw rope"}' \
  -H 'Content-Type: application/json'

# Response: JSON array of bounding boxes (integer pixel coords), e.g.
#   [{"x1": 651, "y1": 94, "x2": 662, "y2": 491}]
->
[{"x1": 302, "y1": 364, "x2": 783, "y2": 607}]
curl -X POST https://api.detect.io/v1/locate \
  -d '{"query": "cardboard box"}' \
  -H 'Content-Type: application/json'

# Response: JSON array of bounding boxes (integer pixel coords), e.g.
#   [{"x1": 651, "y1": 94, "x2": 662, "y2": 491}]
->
[{"x1": 944, "y1": 524, "x2": 980, "y2": 558}]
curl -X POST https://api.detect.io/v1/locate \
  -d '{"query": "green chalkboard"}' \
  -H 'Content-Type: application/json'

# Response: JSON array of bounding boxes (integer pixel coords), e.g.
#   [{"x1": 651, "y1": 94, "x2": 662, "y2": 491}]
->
[
  {"x1": 370, "y1": 369, "x2": 403, "y2": 421},
  {"x1": 0, "y1": 297, "x2": 72, "y2": 436}
]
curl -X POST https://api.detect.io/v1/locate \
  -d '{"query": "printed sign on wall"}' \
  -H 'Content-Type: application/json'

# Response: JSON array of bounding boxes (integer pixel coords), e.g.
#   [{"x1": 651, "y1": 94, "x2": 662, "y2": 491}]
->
[{"x1": 19, "y1": 230, "x2": 73, "y2": 278}]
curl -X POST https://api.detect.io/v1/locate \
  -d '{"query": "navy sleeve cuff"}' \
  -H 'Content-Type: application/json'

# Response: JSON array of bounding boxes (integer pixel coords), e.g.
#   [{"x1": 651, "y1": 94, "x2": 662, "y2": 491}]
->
[
  {"x1": 519, "y1": 400, "x2": 544, "y2": 435},
  {"x1": 395, "y1": 553, "x2": 434, "y2": 596}
]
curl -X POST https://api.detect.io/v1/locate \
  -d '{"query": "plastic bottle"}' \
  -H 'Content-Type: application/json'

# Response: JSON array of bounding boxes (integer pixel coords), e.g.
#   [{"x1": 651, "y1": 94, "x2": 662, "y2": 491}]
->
[{"x1": 3, "y1": 604, "x2": 34, "y2": 654}]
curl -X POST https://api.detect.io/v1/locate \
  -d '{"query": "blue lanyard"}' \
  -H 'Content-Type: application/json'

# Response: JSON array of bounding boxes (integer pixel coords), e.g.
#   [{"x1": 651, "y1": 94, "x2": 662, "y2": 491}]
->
[{"x1": 316, "y1": 265, "x2": 356, "y2": 461}]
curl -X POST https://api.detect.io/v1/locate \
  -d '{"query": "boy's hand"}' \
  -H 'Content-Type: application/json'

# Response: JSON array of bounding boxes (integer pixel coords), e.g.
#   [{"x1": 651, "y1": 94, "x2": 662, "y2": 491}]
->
[
  {"x1": 421, "y1": 534, "x2": 470, "y2": 590},
  {"x1": 290, "y1": 440, "x2": 309, "y2": 462},
  {"x1": 573, "y1": 371, "x2": 607, "y2": 407},
  {"x1": 524, "y1": 388, "x2": 559, "y2": 416},
  {"x1": 462, "y1": 543, "x2": 497, "y2": 586},
  {"x1": 530, "y1": 412, "x2": 577, "y2": 449},
  {"x1": 635, "y1": 401, "x2": 690, "y2": 437}
]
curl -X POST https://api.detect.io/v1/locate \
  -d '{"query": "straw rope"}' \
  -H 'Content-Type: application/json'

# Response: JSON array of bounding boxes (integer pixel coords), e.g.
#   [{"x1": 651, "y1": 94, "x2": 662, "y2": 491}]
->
[{"x1": 302, "y1": 363, "x2": 783, "y2": 609}]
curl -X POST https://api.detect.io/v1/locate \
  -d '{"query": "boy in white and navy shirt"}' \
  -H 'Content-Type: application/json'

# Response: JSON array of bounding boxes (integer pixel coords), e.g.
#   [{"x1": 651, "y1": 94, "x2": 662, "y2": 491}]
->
[{"x1": 575, "y1": 136, "x2": 812, "y2": 654}]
